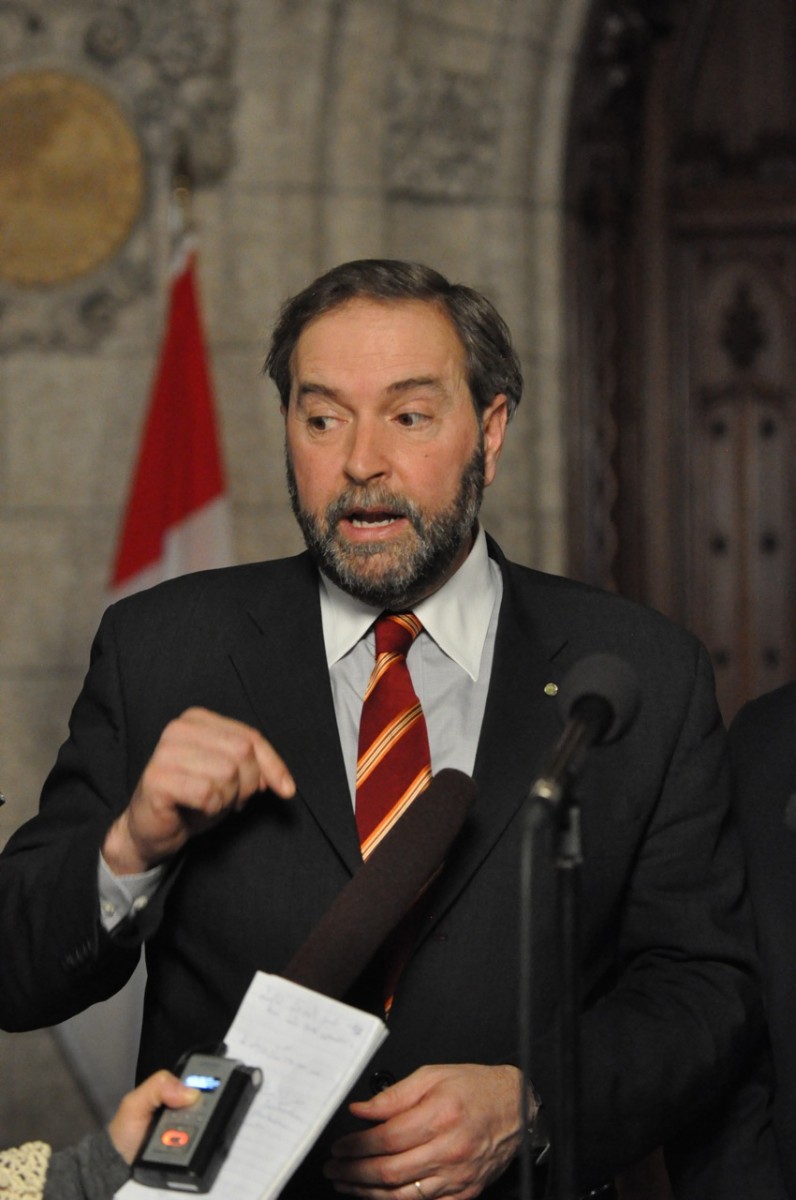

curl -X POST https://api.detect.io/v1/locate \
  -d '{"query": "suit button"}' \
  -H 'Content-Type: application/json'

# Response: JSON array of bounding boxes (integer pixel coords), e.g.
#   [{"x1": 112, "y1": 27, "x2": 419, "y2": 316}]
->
[{"x1": 369, "y1": 1070, "x2": 395, "y2": 1094}]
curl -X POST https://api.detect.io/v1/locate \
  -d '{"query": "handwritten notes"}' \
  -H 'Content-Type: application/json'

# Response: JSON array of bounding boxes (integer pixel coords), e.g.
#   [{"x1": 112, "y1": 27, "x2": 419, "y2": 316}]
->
[{"x1": 116, "y1": 973, "x2": 387, "y2": 1198}]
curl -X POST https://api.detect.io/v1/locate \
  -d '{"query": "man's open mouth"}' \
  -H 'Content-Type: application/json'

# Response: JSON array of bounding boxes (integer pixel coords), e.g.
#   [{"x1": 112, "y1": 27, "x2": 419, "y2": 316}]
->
[
  {"x1": 349, "y1": 511, "x2": 402, "y2": 528},
  {"x1": 342, "y1": 504, "x2": 408, "y2": 529}
]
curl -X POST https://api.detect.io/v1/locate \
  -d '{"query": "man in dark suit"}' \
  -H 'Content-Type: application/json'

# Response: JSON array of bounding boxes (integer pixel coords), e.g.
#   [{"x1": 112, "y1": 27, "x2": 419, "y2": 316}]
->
[
  {"x1": 729, "y1": 683, "x2": 796, "y2": 1195},
  {"x1": 0, "y1": 261, "x2": 781, "y2": 1197}
]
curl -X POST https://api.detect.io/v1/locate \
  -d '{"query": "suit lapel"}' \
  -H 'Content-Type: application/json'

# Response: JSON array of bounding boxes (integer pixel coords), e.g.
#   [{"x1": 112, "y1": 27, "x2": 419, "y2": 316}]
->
[
  {"x1": 226, "y1": 554, "x2": 363, "y2": 876},
  {"x1": 418, "y1": 544, "x2": 573, "y2": 934}
]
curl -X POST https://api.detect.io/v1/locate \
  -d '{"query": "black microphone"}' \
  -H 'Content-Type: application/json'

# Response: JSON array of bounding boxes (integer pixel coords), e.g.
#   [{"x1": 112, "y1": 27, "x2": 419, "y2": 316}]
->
[
  {"x1": 283, "y1": 767, "x2": 476, "y2": 998},
  {"x1": 529, "y1": 653, "x2": 641, "y2": 809}
]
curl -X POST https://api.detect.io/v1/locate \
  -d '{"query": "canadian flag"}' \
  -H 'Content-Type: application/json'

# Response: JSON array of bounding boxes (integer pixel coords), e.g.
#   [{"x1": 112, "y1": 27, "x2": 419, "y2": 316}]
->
[{"x1": 108, "y1": 237, "x2": 233, "y2": 602}]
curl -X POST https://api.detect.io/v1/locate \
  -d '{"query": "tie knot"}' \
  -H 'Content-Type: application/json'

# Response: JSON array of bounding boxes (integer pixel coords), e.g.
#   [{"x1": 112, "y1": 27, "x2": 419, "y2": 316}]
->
[{"x1": 375, "y1": 612, "x2": 422, "y2": 657}]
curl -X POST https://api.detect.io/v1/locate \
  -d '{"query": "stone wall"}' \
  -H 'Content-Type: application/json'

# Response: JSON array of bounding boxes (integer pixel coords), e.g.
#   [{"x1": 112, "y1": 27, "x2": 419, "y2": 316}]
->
[
  {"x1": 0, "y1": 0, "x2": 589, "y2": 1142},
  {"x1": 0, "y1": 0, "x2": 585, "y2": 835},
  {"x1": 1, "y1": 0, "x2": 589, "y2": 846}
]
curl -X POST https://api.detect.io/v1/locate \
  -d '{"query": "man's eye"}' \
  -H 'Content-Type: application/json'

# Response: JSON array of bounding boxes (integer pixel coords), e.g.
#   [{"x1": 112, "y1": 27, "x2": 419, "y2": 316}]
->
[
  {"x1": 307, "y1": 415, "x2": 336, "y2": 431},
  {"x1": 396, "y1": 412, "x2": 428, "y2": 428}
]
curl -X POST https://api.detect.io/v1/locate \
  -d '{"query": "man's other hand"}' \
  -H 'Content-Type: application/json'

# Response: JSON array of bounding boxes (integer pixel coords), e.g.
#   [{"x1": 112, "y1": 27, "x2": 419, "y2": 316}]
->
[
  {"x1": 102, "y1": 707, "x2": 295, "y2": 874},
  {"x1": 325, "y1": 1063, "x2": 526, "y2": 1199}
]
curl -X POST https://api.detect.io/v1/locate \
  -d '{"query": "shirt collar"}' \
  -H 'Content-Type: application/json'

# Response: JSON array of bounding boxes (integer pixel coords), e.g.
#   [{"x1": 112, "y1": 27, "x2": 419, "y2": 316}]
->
[{"x1": 319, "y1": 525, "x2": 499, "y2": 681}]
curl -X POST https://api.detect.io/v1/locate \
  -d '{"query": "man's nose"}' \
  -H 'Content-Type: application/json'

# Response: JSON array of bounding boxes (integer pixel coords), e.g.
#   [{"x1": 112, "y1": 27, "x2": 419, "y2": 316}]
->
[{"x1": 343, "y1": 420, "x2": 390, "y2": 484}]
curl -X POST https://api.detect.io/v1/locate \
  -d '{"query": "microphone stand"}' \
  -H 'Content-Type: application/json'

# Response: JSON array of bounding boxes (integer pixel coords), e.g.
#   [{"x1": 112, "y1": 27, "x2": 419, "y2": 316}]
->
[
  {"x1": 520, "y1": 720, "x2": 592, "y2": 1200},
  {"x1": 552, "y1": 790, "x2": 583, "y2": 1200},
  {"x1": 518, "y1": 658, "x2": 640, "y2": 1199}
]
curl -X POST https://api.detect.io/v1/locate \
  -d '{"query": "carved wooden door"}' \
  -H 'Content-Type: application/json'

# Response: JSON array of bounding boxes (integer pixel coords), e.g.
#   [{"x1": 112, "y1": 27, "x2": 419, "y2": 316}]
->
[
  {"x1": 675, "y1": 236, "x2": 796, "y2": 719},
  {"x1": 567, "y1": 0, "x2": 796, "y2": 721}
]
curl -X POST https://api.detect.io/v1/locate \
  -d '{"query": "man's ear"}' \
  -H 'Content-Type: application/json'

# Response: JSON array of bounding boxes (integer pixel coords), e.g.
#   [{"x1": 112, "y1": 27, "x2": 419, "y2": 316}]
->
[{"x1": 482, "y1": 394, "x2": 509, "y2": 487}]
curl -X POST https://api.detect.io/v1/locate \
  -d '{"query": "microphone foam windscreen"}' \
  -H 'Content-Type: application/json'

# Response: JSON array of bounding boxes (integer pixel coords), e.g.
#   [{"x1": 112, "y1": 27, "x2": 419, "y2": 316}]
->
[
  {"x1": 556, "y1": 653, "x2": 641, "y2": 744},
  {"x1": 283, "y1": 768, "x2": 476, "y2": 999}
]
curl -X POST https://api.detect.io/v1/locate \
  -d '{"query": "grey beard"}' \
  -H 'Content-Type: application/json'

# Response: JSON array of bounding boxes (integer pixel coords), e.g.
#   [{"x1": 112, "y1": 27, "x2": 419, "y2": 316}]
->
[{"x1": 285, "y1": 442, "x2": 485, "y2": 610}]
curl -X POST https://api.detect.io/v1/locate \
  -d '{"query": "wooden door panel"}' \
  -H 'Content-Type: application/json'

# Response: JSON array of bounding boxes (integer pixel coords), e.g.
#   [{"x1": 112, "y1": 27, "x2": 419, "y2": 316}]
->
[
  {"x1": 567, "y1": 0, "x2": 796, "y2": 722},
  {"x1": 679, "y1": 240, "x2": 796, "y2": 717}
]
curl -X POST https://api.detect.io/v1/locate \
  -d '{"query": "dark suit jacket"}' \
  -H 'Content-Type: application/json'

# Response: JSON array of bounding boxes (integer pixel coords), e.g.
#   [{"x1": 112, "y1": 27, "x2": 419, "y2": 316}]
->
[
  {"x1": 0, "y1": 543, "x2": 780, "y2": 1196},
  {"x1": 729, "y1": 684, "x2": 796, "y2": 1195}
]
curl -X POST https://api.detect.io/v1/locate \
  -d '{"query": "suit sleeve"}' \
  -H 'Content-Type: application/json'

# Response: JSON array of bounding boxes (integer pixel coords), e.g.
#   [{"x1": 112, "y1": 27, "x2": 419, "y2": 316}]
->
[
  {"x1": 0, "y1": 607, "x2": 152, "y2": 1030},
  {"x1": 728, "y1": 688, "x2": 796, "y2": 1195}
]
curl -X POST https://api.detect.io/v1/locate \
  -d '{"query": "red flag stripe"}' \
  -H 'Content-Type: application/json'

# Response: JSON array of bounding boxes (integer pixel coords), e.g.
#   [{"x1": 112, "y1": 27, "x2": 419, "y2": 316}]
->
[{"x1": 110, "y1": 245, "x2": 227, "y2": 588}]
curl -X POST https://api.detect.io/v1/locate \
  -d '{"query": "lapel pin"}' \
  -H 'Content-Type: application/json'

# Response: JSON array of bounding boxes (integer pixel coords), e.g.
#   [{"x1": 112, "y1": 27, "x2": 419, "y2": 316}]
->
[{"x1": 544, "y1": 682, "x2": 558, "y2": 697}]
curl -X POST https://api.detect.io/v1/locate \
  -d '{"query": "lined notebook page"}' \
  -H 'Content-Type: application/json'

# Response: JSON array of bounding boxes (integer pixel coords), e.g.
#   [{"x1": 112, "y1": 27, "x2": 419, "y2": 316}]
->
[{"x1": 116, "y1": 972, "x2": 387, "y2": 1199}]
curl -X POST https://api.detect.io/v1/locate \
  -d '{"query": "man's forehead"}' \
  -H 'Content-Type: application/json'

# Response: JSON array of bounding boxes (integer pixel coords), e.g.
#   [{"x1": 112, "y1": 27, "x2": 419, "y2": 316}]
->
[
  {"x1": 292, "y1": 296, "x2": 467, "y2": 376},
  {"x1": 297, "y1": 298, "x2": 461, "y2": 350}
]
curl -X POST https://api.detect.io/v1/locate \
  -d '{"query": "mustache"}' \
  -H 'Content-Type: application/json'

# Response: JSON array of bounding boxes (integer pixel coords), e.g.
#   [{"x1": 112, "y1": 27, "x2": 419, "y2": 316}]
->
[{"x1": 325, "y1": 487, "x2": 423, "y2": 528}]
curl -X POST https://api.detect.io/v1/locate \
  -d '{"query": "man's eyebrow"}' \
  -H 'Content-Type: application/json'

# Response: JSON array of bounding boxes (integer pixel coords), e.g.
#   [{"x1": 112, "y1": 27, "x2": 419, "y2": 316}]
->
[
  {"x1": 386, "y1": 376, "x2": 447, "y2": 396},
  {"x1": 296, "y1": 376, "x2": 447, "y2": 400},
  {"x1": 295, "y1": 382, "x2": 339, "y2": 400}
]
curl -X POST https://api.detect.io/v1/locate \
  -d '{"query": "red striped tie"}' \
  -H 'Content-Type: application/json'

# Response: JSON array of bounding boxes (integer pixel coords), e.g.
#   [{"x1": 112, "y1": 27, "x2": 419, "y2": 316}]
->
[{"x1": 356, "y1": 612, "x2": 432, "y2": 860}]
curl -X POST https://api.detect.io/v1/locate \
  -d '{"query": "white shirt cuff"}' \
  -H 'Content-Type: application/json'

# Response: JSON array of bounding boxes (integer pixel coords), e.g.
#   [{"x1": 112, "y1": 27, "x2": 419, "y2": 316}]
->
[{"x1": 97, "y1": 853, "x2": 165, "y2": 931}]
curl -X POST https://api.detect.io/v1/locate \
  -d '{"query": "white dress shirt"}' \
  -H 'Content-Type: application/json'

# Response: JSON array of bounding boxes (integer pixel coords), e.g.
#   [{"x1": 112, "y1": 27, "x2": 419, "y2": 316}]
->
[{"x1": 321, "y1": 524, "x2": 502, "y2": 801}]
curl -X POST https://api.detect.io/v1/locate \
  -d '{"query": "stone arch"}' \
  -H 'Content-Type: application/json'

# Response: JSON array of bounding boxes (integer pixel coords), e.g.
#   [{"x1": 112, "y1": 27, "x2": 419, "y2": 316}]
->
[{"x1": 307, "y1": 0, "x2": 594, "y2": 574}]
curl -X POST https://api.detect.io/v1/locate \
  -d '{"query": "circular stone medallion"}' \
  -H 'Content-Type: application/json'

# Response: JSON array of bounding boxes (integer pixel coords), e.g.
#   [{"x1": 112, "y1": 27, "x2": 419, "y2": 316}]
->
[{"x1": 0, "y1": 69, "x2": 145, "y2": 286}]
